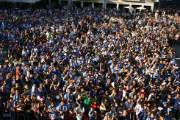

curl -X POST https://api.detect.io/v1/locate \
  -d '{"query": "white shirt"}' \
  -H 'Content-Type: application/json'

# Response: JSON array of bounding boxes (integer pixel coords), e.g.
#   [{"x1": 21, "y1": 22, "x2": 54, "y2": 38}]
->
[{"x1": 134, "y1": 103, "x2": 143, "y2": 115}]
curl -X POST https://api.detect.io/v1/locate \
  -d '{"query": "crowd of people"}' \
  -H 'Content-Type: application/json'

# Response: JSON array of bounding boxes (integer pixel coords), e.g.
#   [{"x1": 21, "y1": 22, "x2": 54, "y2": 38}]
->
[{"x1": 0, "y1": 7, "x2": 180, "y2": 120}]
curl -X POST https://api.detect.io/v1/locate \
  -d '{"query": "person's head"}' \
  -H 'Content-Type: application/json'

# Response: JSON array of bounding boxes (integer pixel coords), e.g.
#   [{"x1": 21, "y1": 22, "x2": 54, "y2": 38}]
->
[
  {"x1": 176, "y1": 93, "x2": 179, "y2": 99},
  {"x1": 51, "y1": 102, "x2": 55, "y2": 107},
  {"x1": 150, "y1": 112, "x2": 155, "y2": 118},
  {"x1": 15, "y1": 89, "x2": 19, "y2": 95}
]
